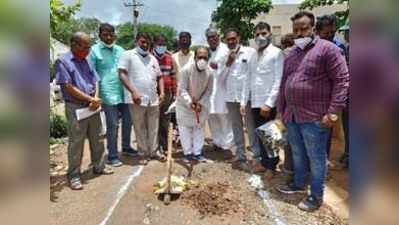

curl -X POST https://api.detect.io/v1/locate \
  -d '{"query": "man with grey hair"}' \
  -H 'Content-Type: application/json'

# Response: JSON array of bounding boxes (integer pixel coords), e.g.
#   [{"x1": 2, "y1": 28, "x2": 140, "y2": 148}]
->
[
  {"x1": 176, "y1": 46, "x2": 213, "y2": 163},
  {"x1": 205, "y1": 27, "x2": 234, "y2": 152},
  {"x1": 56, "y1": 32, "x2": 113, "y2": 190}
]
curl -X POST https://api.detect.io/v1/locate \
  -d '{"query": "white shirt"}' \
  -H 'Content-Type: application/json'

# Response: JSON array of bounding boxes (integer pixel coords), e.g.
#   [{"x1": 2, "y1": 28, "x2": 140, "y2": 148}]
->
[
  {"x1": 172, "y1": 50, "x2": 194, "y2": 81},
  {"x1": 220, "y1": 46, "x2": 256, "y2": 106},
  {"x1": 209, "y1": 42, "x2": 230, "y2": 114},
  {"x1": 118, "y1": 48, "x2": 161, "y2": 106},
  {"x1": 249, "y1": 44, "x2": 284, "y2": 108}
]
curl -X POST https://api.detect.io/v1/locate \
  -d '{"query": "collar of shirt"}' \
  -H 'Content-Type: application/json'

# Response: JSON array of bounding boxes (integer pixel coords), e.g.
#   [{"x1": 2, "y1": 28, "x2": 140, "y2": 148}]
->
[{"x1": 133, "y1": 47, "x2": 150, "y2": 58}]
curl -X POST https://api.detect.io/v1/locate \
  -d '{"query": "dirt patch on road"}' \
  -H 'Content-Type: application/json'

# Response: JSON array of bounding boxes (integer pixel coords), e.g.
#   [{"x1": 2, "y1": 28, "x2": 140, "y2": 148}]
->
[{"x1": 183, "y1": 182, "x2": 242, "y2": 216}]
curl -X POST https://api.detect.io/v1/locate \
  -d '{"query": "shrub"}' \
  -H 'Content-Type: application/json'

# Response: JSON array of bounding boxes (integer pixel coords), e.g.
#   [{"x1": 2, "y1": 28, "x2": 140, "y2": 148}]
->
[{"x1": 50, "y1": 113, "x2": 68, "y2": 139}]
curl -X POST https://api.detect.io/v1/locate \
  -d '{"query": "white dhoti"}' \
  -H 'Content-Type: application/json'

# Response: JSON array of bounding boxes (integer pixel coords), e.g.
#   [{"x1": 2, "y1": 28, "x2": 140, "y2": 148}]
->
[{"x1": 208, "y1": 114, "x2": 234, "y2": 149}]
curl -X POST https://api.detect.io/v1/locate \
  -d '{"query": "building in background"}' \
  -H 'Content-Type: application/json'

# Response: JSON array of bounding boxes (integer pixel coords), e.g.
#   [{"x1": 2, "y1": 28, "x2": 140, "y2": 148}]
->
[{"x1": 251, "y1": 3, "x2": 348, "y2": 47}]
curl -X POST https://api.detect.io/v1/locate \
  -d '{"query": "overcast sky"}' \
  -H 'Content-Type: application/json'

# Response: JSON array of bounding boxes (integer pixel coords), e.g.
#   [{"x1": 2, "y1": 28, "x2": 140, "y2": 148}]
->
[{"x1": 64, "y1": 0, "x2": 304, "y2": 45}]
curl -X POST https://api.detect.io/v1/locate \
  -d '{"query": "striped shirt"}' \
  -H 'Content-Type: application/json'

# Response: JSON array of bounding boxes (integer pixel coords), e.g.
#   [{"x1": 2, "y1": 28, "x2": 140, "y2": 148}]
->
[{"x1": 277, "y1": 37, "x2": 349, "y2": 123}]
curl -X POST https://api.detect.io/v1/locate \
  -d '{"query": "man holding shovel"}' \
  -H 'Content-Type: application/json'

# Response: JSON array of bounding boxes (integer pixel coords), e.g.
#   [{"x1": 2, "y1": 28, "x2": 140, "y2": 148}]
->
[{"x1": 175, "y1": 47, "x2": 213, "y2": 163}]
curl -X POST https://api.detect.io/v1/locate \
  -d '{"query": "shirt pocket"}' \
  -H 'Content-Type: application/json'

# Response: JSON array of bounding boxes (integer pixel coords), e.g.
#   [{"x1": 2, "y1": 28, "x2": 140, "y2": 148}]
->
[{"x1": 303, "y1": 54, "x2": 322, "y2": 76}]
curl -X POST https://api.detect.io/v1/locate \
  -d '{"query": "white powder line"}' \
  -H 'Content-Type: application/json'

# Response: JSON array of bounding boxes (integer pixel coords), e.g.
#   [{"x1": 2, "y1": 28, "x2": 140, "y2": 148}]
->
[
  {"x1": 258, "y1": 190, "x2": 288, "y2": 225},
  {"x1": 99, "y1": 166, "x2": 144, "y2": 225}
]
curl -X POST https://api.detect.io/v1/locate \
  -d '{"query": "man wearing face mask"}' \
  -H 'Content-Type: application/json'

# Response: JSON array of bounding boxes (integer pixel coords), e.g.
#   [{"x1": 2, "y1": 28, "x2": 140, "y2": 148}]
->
[
  {"x1": 248, "y1": 22, "x2": 284, "y2": 177},
  {"x1": 219, "y1": 28, "x2": 257, "y2": 172},
  {"x1": 119, "y1": 33, "x2": 165, "y2": 165},
  {"x1": 176, "y1": 47, "x2": 213, "y2": 163},
  {"x1": 205, "y1": 27, "x2": 234, "y2": 152},
  {"x1": 90, "y1": 23, "x2": 137, "y2": 168},
  {"x1": 172, "y1": 32, "x2": 194, "y2": 81},
  {"x1": 56, "y1": 32, "x2": 114, "y2": 190},
  {"x1": 152, "y1": 33, "x2": 177, "y2": 156},
  {"x1": 276, "y1": 11, "x2": 349, "y2": 212}
]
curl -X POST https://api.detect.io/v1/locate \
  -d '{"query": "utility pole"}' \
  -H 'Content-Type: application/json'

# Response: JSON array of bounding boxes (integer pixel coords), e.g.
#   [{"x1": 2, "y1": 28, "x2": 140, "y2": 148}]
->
[{"x1": 123, "y1": 0, "x2": 144, "y2": 41}]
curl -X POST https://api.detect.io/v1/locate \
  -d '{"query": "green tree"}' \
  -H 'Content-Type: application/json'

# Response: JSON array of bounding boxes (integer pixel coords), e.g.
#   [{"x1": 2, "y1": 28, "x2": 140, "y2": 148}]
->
[
  {"x1": 212, "y1": 0, "x2": 273, "y2": 44},
  {"x1": 52, "y1": 17, "x2": 102, "y2": 44},
  {"x1": 50, "y1": 0, "x2": 81, "y2": 38},
  {"x1": 116, "y1": 22, "x2": 178, "y2": 51},
  {"x1": 299, "y1": 0, "x2": 349, "y2": 29}
]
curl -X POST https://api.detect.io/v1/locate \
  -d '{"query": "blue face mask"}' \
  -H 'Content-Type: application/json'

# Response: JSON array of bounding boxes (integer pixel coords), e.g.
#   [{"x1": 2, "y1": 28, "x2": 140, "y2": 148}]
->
[{"x1": 155, "y1": 45, "x2": 167, "y2": 55}]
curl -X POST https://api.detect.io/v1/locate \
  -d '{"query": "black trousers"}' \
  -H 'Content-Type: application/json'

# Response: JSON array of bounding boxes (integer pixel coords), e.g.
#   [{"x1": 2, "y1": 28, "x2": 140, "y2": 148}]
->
[{"x1": 251, "y1": 107, "x2": 280, "y2": 170}]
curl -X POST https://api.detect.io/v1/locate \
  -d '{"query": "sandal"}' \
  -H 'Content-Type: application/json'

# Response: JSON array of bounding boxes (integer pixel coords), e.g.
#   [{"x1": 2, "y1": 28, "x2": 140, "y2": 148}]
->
[{"x1": 70, "y1": 179, "x2": 83, "y2": 190}]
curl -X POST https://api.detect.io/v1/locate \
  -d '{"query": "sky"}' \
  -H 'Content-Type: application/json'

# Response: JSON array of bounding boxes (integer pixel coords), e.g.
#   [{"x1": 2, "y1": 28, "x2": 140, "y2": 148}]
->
[{"x1": 63, "y1": 0, "x2": 304, "y2": 45}]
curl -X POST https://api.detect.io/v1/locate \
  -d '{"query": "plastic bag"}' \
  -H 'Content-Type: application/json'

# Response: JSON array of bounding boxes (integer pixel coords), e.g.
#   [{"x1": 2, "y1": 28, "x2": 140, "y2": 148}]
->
[{"x1": 256, "y1": 119, "x2": 288, "y2": 158}]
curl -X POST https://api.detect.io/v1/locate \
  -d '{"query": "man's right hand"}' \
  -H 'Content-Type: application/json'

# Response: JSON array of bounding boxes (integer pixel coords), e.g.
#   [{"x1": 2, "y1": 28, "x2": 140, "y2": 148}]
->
[
  {"x1": 132, "y1": 91, "x2": 142, "y2": 105},
  {"x1": 89, "y1": 97, "x2": 102, "y2": 111}
]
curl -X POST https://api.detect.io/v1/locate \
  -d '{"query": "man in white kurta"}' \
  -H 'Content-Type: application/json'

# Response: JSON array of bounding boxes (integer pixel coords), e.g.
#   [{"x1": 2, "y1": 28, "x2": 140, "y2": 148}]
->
[
  {"x1": 118, "y1": 33, "x2": 165, "y2": 165},
  {"x1": 248, "y1": 22, "x2": 284, "y2": 175},
  {"x1": 176, "y1": 47, "x2": 213, "y2": 163},
  {"x1": 205, "y1": 28, "x2": 234, "y2": 151}
]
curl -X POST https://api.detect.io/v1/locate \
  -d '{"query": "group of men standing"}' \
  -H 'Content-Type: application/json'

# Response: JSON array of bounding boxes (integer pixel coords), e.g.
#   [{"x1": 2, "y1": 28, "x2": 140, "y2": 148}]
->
[{"x1": 55, "y1": 10, "x2": 349, "y2": 212}]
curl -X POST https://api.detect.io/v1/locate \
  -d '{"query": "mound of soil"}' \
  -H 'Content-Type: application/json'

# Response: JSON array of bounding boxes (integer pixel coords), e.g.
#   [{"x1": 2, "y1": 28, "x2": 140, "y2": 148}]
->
[{"x1": 183, "y1": 182, "x2": 242, "y2": 216}]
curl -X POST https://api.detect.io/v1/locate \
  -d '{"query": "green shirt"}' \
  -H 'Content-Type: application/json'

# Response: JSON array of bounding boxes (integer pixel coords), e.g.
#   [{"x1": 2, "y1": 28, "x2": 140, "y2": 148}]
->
[{"x1": 90, "y1": 42, "x2": 125, "y2": 105}]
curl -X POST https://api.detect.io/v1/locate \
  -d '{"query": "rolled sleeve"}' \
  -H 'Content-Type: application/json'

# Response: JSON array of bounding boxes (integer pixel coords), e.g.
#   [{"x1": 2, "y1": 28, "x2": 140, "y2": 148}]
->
[{"x1": 118, "y1": 51, "x2": 129, "y2": 70}]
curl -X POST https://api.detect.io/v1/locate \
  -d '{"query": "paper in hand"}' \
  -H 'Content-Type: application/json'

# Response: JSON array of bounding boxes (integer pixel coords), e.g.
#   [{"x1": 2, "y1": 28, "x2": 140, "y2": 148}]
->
[{"x1": 75, "y1": 107, "x2": 101, "y2": 121}]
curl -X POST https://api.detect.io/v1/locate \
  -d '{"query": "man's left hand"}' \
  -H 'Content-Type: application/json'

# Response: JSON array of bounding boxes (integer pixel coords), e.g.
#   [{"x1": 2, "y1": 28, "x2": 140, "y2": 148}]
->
[
  {"x1": 320, "y1": 113, "x2": 338, "y2": 128},
  {"x1": 260, "y1": 105, "x2": 271, "y2": 118}
]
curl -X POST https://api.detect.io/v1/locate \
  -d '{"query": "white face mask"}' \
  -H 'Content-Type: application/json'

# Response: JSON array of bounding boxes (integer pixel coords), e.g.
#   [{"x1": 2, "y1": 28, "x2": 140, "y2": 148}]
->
[
  {"x1": 294, "y1": 37, "x2": 313, "y2": 50},
  {"x1": 136, "y1": 47, "x2": 148, "y2": 57},
  {"x1": 196, "y1": 59, "x2": 208, "y2": 71},
  {"x1": 102, "y1": 41, "x2": 114, "y2": 48},
  {"x1": 255, "y1": 35, "x2": 271, "y2": 48},
  {"x1": 155, "y1": 45, "x2": 167, "y2": 55}
]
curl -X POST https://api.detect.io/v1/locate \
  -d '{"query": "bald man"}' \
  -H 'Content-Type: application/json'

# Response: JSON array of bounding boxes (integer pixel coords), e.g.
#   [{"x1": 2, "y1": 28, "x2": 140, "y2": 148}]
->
[{"x1": 56, "y1": 32, "x2": 113, "y2": 190}]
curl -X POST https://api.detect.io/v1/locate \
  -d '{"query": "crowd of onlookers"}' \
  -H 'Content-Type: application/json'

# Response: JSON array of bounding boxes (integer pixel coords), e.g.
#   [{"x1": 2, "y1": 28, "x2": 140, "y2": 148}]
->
[{"x1": 55, "y1": 10, "x2": 349, "y2": 212}]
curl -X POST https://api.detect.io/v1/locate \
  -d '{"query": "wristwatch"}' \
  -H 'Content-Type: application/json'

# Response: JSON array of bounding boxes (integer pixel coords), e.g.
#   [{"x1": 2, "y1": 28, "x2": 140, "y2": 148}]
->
[{"x1": 328, "y1": 113, "x2": 339, "y2": 122}]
